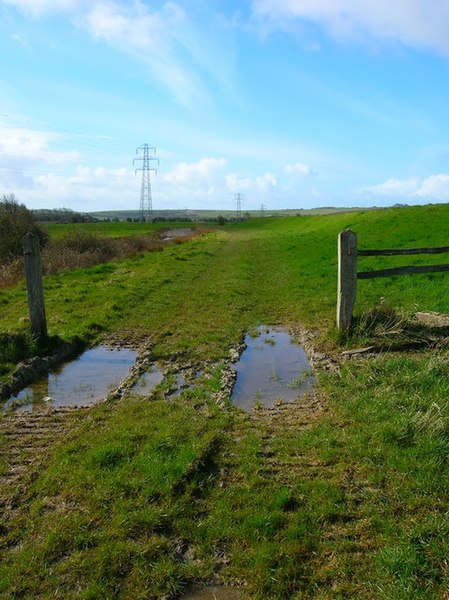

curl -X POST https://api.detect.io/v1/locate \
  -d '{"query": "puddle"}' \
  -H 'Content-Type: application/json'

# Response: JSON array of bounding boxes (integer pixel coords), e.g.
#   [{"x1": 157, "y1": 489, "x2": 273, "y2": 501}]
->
[
  {"x1": 131, "y1": 365, "x2": 164, "y2": 396},
  {"x1": 4, "y1": 346, "x2": 138, "y2": 412},
  {"x1": 168, "y1": 372, "x2": 186, "y2": 397},
  {"x1": 231, "y1": 326, "x2": 314, "y2": 411},
  {"x1": 161, "y1": 228, "x2": 194, "y2": 241},
  {"x1": 168, "y1": 371, "x2": 201, "y2": 398},
  {"x1": 132, "y1": 367, "x2": 202, "y2": 399}
]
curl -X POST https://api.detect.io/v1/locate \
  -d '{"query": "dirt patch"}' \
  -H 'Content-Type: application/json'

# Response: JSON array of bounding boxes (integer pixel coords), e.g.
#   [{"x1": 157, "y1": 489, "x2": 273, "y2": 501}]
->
[
  {"x1": 414, "y1": 310, "x2": 449, "y2": 328},
  {"x1": 182, "y1": 586, "x2": 249, "y2": 599}
]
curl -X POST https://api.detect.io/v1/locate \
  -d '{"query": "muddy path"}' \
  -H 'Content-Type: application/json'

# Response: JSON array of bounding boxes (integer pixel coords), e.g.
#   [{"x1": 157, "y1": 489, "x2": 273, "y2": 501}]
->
[{"x1": 0, "y1": 324, "x2": 340, "y2": 594}]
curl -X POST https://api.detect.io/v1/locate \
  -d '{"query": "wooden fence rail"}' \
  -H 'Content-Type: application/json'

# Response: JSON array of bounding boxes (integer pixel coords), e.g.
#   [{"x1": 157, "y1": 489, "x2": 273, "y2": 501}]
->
[{"x1": 337, "y1": 229, "x2": 449, "y2": 331}]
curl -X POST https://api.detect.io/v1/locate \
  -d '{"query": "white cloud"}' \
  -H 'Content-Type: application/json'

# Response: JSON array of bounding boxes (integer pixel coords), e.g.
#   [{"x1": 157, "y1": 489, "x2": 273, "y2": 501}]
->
[
  {"x1": 162, "y1": 160, "x2": 279, "y2": 208},
  {"x1": 16, "y1": 165, "x2": 136, "y2": 210},
  {"x1": 2, "y1": 0, "x2": 83, "y2": 16},
  {"x1": 252, "y1": 0, "x2": 449, "y2": 55},
  {"x1": 225, "y1": 172, "x2": 277, "y2": 192},
  {"x1": 359, "y1": 173, "x2": 449, "y2": 202},
  {"x1": 158, "y1": 157, "x2": 230, "y2": 208},
  {"x1": 359, "y1": 177, "x2": 420, "y2": 197},
  {"x1": 162, "y1": 157, "x2": 227, "y2": 185},
  {"x1": 0, "y1": 125, "x2": 78, "y2": 164},
  {"x1": 415, "y1": 174, "x2": 449, "y2": 200},
  {"x1": 284, "y1": 162, "x2": 312, "y2": 175}
]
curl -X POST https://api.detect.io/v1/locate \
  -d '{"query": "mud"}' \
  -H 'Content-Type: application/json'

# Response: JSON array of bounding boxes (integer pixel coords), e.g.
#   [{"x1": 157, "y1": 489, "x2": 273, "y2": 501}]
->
[
  {"x1": 0, "y1": 406, "x2": 84, "y2": 531},
  {"x1": 182, "y1": 586, "x2": 248, "y2": 599},
  {"x1": 0, "y1": 324, "x2": 334, "y2": 592}
]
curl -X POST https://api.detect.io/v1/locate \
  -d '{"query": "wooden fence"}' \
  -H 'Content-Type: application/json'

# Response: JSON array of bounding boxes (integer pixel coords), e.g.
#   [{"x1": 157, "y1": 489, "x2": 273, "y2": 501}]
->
[{"x1": 337, "y1": 229, "x2": 449, "y2": 331}]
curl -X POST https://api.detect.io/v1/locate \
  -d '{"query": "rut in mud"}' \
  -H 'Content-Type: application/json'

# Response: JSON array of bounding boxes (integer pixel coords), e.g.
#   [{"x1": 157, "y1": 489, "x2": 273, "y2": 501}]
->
[
  {"x1": 229, "y1": 392, "x2": 328, "y2": 487},
  {"x1": 0, "y1": 407, "x2": 82, "y2": 534}
]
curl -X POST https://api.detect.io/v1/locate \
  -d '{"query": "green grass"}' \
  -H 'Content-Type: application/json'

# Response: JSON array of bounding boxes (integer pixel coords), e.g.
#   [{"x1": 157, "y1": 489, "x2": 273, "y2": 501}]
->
[
  {"x1": 43, "y1": 220, "x2": 200, "y2": 240},
  {"x1": 4, "y1": 205, "x2": 449, "y2": 359},
  {"x1": 2, "y1": 205, "x2": 449, "y2": 597},
  {"x1": 0, "y1": 382, "x2": 229, "y2": 599}
]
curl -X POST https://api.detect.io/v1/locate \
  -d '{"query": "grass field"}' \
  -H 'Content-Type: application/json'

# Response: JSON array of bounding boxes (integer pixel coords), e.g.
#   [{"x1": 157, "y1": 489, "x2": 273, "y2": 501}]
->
[
  {"x1": 43, "y1": 220, "x2": 198, "y2": 240},
  {"x1": 1, "y1": 205, "x2": 449, "y2": 598}
]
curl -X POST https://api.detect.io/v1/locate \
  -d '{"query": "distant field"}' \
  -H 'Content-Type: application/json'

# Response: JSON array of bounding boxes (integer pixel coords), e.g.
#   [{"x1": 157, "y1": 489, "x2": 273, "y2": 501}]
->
[
  {"x1": 43, "y1": 220, "x2": 199, "y2": 239},
  {"x1": 1, "y1": 204, "x2": 449, "y2": 598},
  {"x1": 88, "y1": 205, "x2": 379, "y2": 221}
]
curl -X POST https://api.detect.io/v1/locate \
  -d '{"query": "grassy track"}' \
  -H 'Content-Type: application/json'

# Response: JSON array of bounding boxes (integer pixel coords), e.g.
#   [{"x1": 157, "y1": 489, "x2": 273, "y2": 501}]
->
[{"x1": 1, "y1": 206, "x2": 449, "y2": 597}]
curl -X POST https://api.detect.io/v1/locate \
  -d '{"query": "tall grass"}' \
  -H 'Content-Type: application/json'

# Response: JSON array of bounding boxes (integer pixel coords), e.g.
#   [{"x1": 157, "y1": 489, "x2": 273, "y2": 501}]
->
[{"x1": 0, "y1": 229, "x2": 200, "y2": 289}]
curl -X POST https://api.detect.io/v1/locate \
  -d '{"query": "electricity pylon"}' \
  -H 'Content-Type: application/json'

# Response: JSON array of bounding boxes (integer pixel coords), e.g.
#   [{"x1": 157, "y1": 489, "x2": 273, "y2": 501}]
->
[
  {"x1": 235, "y1": 192, "x2": 243, "y2": 220},
  {"x1": 134, "y1": 144, "x2": 159, "y2": 222}
]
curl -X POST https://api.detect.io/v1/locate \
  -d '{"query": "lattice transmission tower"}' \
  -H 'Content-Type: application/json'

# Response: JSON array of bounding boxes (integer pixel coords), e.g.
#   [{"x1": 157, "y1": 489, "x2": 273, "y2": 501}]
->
[
  {"x1": 134, "y1": 144, "x2": 159, "y2": 222},
  {"x1": 235, "y1": 192, "x2": 243, "y2": 221}
]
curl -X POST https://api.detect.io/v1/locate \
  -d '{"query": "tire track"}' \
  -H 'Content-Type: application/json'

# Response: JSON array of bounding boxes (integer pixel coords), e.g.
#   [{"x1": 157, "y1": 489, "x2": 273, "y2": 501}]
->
[{"x1": 0, "y1": 408, "x2": 84, "y2": 535}]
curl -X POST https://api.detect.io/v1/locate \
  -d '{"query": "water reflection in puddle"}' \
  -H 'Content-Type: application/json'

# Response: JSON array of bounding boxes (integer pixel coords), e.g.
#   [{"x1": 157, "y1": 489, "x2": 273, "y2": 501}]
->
[
  {"x1": 231, "y1": 326, "x2": 314, "y2": 411},
  {"x1": 4, "y1": 346, "x2": 138, "y2": 412},
  {"x1": 161, "y1": 228, "x2": 194, "y2": 242},
  {"x1": 168, "y1": 372, "x2": 186, "y2": 397},
  {"x1": 131, "y1": 366, "x2": 164, "y2": 396}
]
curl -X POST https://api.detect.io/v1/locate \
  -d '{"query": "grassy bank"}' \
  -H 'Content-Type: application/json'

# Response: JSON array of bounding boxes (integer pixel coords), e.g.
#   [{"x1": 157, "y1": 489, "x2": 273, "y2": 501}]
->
[{"x1": 1, "y1": 206, "x2": 449, "y2": 597}]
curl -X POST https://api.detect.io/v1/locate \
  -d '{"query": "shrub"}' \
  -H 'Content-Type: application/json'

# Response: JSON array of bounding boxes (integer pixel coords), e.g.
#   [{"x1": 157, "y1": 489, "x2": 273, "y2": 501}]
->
[{"x1": 0, "y1": 194, "x2": 48, "y2": 264}]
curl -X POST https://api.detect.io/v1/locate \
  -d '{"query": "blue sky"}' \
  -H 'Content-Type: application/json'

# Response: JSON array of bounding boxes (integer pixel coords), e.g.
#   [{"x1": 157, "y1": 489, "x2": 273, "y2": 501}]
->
[{"x1": 1, "y1": 0, "x2": 449, "y2": 213}]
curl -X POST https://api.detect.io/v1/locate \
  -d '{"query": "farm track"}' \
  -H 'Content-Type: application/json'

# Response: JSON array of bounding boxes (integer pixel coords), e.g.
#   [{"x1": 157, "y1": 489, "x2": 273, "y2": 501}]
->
[
  {"x1": 227, "y1": 395, "x2": 375, "y2": 593},
  {"x1": 0, "y1": 407, "x2": 84, "y2": 536},
  {"x1": 234, "y1": 392, "x2": 329, "y2": 483}
]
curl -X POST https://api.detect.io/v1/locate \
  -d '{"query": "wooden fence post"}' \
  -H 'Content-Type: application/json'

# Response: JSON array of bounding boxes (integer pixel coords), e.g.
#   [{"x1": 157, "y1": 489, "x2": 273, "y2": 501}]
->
[
  {"x1": 22, "y1": 233, "x2": 47, "y2": 339},
  {"x1": 337, "y1": 229, "x2": 357, "y2": 331}
]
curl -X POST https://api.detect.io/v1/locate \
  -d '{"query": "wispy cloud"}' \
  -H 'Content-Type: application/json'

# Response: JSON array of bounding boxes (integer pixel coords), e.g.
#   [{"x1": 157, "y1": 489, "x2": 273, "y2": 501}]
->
[
  {"x1": 2, "y1": 0, "x2": 236, "y2": 108},
  {"x1": 225, "y1": 171, "x2": 277, "y2": 193},
  {"x1": 252, "y1": 0, "x2": 449, "y2": 56},
  {"x1": 162, "y1": 157, "x2": 227, "y2": 185},
  {"x1": 284, "y1": 162, "x2": 312, "y2": 176},
  {"x1": 2, "y1": 0, "x2": 84, "y2": 16},
  {"x1": 0, "y1": 125, "x2": 78, "y2": 164}
]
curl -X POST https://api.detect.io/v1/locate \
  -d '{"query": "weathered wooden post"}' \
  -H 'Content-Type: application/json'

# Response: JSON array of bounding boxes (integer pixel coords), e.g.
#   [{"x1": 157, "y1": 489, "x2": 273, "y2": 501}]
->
[
  {"x1": 337, "y1": 229, "x2": 357, "y2": 331},
  {"x1": 22, "y1": 233, "x2": 47, "y2": 338}
]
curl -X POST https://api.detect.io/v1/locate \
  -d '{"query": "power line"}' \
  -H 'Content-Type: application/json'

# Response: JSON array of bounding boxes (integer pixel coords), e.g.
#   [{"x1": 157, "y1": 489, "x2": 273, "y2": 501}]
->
[{"x1": 133, "y1": 144, "x2": 159, "y2": 222}]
